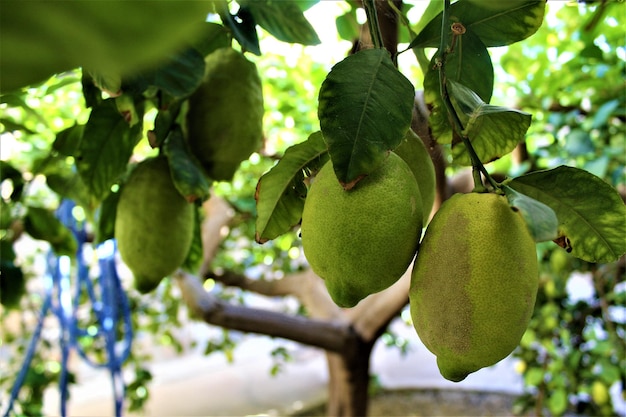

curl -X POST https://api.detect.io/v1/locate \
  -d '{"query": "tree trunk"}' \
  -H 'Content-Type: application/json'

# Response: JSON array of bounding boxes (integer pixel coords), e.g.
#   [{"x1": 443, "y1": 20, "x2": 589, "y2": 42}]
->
[{"x1": 325, "y1": 328, "x2": 380, "y2": 417}]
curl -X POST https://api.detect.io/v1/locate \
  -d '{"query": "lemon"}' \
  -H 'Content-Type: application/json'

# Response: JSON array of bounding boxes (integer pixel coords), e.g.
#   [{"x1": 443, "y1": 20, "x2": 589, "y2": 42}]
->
[
  {"x1": 301, "y1": 152, "x2": 423, "y2": 307},
  {"x1": 409, "y1": 192, "x2": 538, "y2": 381},
  {"x1": 186, "y1": 47, "x2": 264, "y2": 181},
  {"x1": 394, "y1": 128, "x2": 436, "y2": 222},
  {"x1": 115, "y1": 157, "x2": 194, "y2": 293}
]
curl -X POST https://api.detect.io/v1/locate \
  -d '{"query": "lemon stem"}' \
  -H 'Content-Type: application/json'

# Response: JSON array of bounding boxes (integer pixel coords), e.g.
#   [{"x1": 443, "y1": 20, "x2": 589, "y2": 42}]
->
[
  {"x1": 438, "y1": 0, "x2": 499, "y2": 192},
  {"x1": 363, "y1": 0, "x2": 384, "y2": 50}
]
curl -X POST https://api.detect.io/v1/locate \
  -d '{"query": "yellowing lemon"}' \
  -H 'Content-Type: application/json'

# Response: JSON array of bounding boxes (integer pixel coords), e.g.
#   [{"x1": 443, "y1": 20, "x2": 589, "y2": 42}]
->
[{"x1": 409, "y1": 192, "x2": 538, "y2": 381}]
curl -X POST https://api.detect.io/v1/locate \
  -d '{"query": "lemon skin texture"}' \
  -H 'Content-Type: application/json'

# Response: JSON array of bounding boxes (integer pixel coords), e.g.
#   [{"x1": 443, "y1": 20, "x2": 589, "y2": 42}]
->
[
  {"x1": 301, "y1": 152, "x2": 423, "y2": 308},
  {"x1": 115, "y1": 157, "x2": 195, "y2": 293},
  {"x1": 409, "y1": 192, "x2": 538, "y2": 382},
  {"x1": 186, "y1": 47, "x2": 264, "y2": 181}
]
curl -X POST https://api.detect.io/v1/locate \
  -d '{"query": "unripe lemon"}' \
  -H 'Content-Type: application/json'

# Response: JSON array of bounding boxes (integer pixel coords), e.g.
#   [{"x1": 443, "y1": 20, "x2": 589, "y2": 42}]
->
[
  {"x1": 301, "y1": 152, "x2": 423, "y2": 307},
  {"x1": 394, "y1": 128, "x2": 436, "y2": 223},
  {"x1": 409, "y1": 192, "x2": 538, "y2": 381},
  {"x1": 115, "y1": 157, "x2": 194, "y2": 293},
  {"x1": 186, "y1": 47, "x2": 264, "y2": 181}
]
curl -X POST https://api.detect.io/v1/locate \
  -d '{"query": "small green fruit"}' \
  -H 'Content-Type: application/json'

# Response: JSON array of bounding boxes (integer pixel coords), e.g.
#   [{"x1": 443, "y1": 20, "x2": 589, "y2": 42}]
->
[
  {"x1": 115, "y1": 157, "x2": 194, "y2": 293},
  {"x1": 409, "y1": 192, "x2": 538, "y2": 382},
  {"x1": 186, "y1": 47, "x2": 264, "y2": 181},
  {"x1": 301, "y1": 152, "x2": 423, "y2": 307}
]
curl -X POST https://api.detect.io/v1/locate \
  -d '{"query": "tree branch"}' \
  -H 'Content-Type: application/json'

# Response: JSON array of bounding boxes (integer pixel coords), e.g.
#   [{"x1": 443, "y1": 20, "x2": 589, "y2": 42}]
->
[
  {"x1": 207, "y1": 268, "x2": 345, "y2": 321},
  {"x1": 175, "y1": 271, "x2": 354, "y2": 353}
]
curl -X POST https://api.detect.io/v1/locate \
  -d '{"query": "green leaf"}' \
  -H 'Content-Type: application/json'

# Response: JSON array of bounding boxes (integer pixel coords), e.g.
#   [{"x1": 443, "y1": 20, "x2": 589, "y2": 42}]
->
[
  {"x1": 43, "y1": 161, "x2": 94, "y2": 212},
  {"x1": 24, "y1": 206, "x2": 77, "y2": 257},
  {"x1": 318, "y1": 49, "x2": 415, "y2": 188},
  {"x1": 507, "y1": 166, "x2": 626, "y2": 263},
  {"x1": 95, "y1": 188, "x2": 120, "y2": 245},
  {"x1": 503, "y1": 186, "x2": 558, "y2": 242},
  {"x1": 133, "y1": 48, "x2": 206, "y2": 99},
  {"x1": 547, "y1": 388, "x2": 568, "y2": 416},
  {"x1": 255, "y1": 131, "x2": 328, "y2": 243},
  {"x1": 191, "y1": 22, "x2": 232, "y2": 57},
  {"x1": 0, "y1": 161, "x2": 25, "y2": 201},
  {"x1": 240, "y1": 0, "x2": 320, "y2": 46},
  {"x1": 0, "y1": 1, "x2": 214, "y2": 93},
  {"x1": 447, "y1": 80, "x2": 532, "y2": 165},
  {"x1": 0, "y1": 118, "x2": 37, "y2": 134},
  {"x1": 336, "y1": 9, "x2": 360, "y2": 42},
  {"x1": 163, "y1": 127, "x2": 211, "y2": 203},
  {"x1": 53, "y1": 124, "x2": 85, "y2": 157},
  {"x1": 219, "y1": 7, "x2": 261, "y2": 56},
  {"x1": 0, "y1": 260, "x2": 26, "y2": 310},
  {"x1": 409, "y1": 0, "x2": 546, "y2": 49},
  {"x1": 423, "y1": 30, "x2": 494, "y2": 144},
  {"x1": 181, "y1": 208, "x2": 204, "y2": 274},
  {"x1": 77, "y1": 99, "x2": 143, "y2": 201}
]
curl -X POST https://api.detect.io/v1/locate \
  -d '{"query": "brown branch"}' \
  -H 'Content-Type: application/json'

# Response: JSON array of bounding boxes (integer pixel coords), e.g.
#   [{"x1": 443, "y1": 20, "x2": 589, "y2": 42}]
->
[
  {"x1": 175, "y1": 270, "x2": 354, "y2": 353},
  {"x1": 208, "y1": 268, "x2": 345, "y2": 321}
]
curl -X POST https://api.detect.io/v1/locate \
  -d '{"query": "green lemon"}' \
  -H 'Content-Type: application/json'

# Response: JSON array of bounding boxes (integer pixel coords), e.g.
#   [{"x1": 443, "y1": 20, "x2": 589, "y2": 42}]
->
[
  {"x1": 186, "y1": 47, "x2": 264, "y2": 181},
  {"x1": 301, "y1": 152, "x2": 423, "y2": 308},
  {"x1": 115, "y1": 157, "x2": 194, "y2": 293},
  {"x1": 394, "y1": 128, "x2": 436, "y2": 222},
  {"x1": 409, "y1": 192, "x2": 538, "y2": 382}
]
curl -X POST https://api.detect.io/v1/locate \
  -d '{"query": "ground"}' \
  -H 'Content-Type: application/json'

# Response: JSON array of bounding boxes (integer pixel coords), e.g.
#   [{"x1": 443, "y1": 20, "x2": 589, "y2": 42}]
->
[{"x1": 295, "y1": 389, "x2": 519, "y2": 416}]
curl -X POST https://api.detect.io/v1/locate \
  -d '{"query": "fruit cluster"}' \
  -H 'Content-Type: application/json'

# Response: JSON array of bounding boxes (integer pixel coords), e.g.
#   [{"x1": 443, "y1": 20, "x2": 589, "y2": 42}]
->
[{"x1": 301, "y1": 136, "x2": 539, "y2": 381}]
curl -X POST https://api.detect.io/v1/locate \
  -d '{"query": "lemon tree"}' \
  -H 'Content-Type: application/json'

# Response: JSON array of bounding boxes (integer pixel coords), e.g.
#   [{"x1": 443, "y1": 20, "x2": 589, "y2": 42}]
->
[{"x1": 1, "y1": 1, "x2": 625, "y2": 416}]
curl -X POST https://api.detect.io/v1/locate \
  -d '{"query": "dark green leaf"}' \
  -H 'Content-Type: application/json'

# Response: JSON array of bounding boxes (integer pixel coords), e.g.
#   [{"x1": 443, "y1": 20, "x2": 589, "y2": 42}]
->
[
  {"x1": 318, "y1": 49, "x2": 414, "y2": 188},
  {"x1": 508, "y1": 166, "x2": 626, "y2": 263},
  {"x1": 181, "y1": 208, "x2": 204, "y2": 273},
  {"x1": 191, "y1": 22, "x2": 232, "y2": 57},
  {"x1": 255, "y1": 131, "x2": 328, "y2": 243},
  {"x1": 53, "y1": 124, "x2": 84, "y2": 156},
  {"x1": 45, "y1": 168, "x2": 93, "y2": 212},
  {"x1": 447, "y1": 80, "x2": 532, "y2": 165},
  {"x1": 24, "y1": 206, "x2": 77, "y2": 256},
  {"x1": 0, "y1": 260, "x2": 26, "y2": 309},
  {"x1": 0, "y1": 161, "x2": 24, "y2": 201},
  {"x1": 77, "y1": 99, "x2": 143, "y2": 200},
  {"x1": 0, "y1": 1, "x2": 213, "y2": 92},
  {"x1": 95, "y1": 188, "x2": 120, "y2": 245},
  {"x1": 241, "y1": 0, "x2": 321, "y2": 46},
  {"x1": 409, "y1": 0, "x2": 546, "y2": 49},
  {"x1": 0, "y1": 118, "x2": 36, "y2": 134},
  {"x1": 503, "y1": 186, "x2": 558, "y2": 242},
  {"x1": 135, "y1": 48, "x2": 206, "y2": 99},
  {"x1": 163, "y1": 127, "x2": 211, "y2": 202},
  {"x1": 423, "y1": 30, "x2": 494, "y2": 144},
  {"x1": 151, "y1": 103, "x2": 182, "y2": 148},
  {"x1": 220, "y1": 7, "x2": 261, "y2": 56}
]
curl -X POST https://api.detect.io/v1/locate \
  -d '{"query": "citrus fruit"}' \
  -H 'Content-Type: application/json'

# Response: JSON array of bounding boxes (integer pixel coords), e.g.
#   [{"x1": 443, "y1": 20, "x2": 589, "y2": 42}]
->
[
  {"x1": 186, "y1": 47, "x2": 264, "y2": 181},
  {"x1": 115, "y1": 156, "x2": 194, "y2": 293},
  {"x1": 394, "y1": 128, "x2": 436, "y2": 222},
  {"x1": 409, "y1": 192, "x2": 538, "y2": 381},
  {"x1": 301, "y1": 152, "x2": 423, "y2": 307}
]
